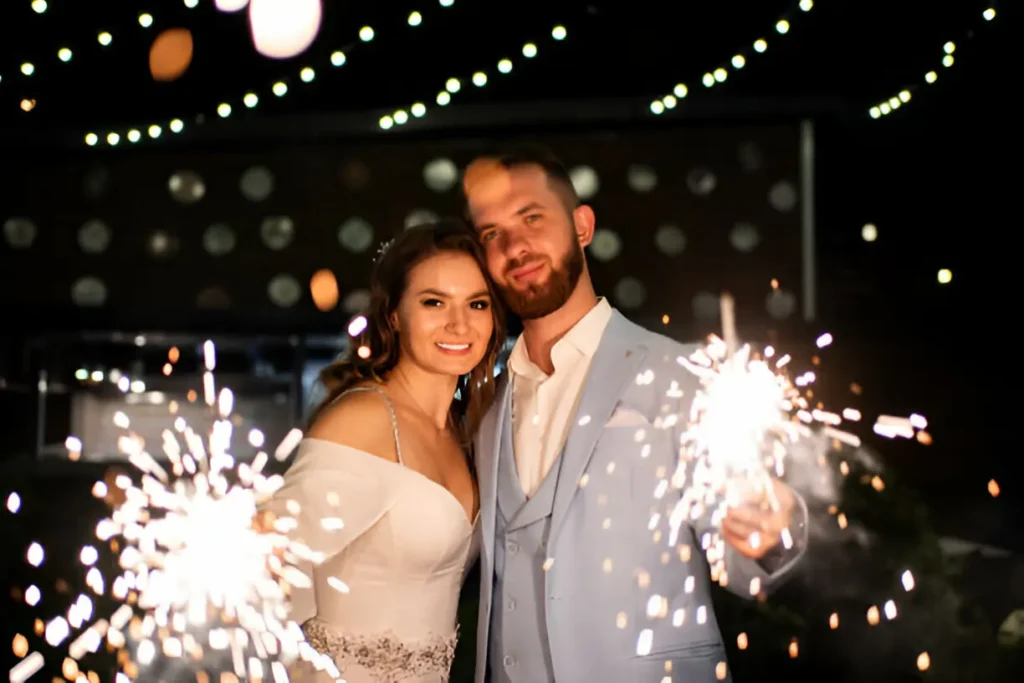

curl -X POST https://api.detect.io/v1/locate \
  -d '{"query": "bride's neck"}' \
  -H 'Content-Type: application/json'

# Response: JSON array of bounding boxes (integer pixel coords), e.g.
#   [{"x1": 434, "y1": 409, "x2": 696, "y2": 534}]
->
[{"x1": 385, "y1": 359, "x2": 458, "y2": 430}]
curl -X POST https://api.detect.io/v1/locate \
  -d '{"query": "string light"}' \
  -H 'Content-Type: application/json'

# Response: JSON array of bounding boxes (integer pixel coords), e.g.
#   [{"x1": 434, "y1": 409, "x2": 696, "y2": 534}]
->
[
  {"x1": 649, "y1": 0, "x2": 815, "y2": 116},
  {"x1": 378, "y1": 24, "x2": 569, "y2": 131},
  {"x1": 868, "y1": 6, "x2": 997, "y2": 119},
  {"x1": 3, "y1": 9, "x2": 155, "y2": 99},
  {"x1": 79, "y1": 3, "x2": 458, "y2": 146}
]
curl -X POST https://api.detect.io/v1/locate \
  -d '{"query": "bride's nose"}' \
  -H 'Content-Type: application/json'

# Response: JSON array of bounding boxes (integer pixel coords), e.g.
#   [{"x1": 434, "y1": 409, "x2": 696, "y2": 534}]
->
[{"x1": 444, "y1": 307, "x2": 469, "y2": 334}]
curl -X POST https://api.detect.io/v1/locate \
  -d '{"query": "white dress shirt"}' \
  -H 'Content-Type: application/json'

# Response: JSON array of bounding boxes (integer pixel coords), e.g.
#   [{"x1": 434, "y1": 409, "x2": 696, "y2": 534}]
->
[{"x1": 508, "y1": 298, "x2": 613, "y2": 498}]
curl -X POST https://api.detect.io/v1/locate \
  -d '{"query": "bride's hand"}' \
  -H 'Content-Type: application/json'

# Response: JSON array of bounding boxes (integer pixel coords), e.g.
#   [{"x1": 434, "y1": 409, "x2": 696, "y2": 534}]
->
[{"x1": 251, "y1": 509, "x2": 278, "y2": 534}]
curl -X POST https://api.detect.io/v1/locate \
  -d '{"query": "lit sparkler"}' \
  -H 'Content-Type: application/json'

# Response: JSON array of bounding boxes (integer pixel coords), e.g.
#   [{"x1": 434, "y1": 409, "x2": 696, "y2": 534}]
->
[
  {"x1": 649, "y1": 292, "x2": 933, "y2": 672},
  {"x1": 668, "y1": 294, "x2": 804, "y2": 582},
  {"x1": 8, "y1": 341, "x2": 338, "y2": 683}
]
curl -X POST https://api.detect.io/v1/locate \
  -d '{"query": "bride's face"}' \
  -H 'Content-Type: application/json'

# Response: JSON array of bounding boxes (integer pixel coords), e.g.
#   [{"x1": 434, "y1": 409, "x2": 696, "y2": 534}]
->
[{"x1": 393, "y1": 251, "x2": 494, "y2": 378}]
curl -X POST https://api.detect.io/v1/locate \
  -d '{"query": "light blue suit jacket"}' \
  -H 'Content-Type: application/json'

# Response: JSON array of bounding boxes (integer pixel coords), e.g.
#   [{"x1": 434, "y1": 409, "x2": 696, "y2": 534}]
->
[{"x1": 474, "y1": 310, "x2": 808, "y2": 682}]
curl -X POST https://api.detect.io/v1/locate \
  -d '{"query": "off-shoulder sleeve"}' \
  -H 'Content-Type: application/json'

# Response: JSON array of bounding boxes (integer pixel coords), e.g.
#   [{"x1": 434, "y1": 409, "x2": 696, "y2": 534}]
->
[{"x1": 262, "y1": 440, "x2": 396, "y2": 561}]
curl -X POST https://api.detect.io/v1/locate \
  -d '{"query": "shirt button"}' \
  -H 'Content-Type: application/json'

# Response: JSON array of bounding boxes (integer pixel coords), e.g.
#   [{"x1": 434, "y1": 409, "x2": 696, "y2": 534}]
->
[
  {"x1": 507, "y1": 599, "x2": 516, "y2": 611},
  {"x1": 506, "y1": 540, "x2": 518, "y2": 553},
  {"x1": 503, "y1": 655, "x2": 516, "y2": 667}
]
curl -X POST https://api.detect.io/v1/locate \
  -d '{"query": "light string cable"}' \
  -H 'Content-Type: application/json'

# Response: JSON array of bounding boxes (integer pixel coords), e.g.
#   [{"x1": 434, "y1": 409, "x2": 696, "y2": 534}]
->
[
  {"x1": 867, "y1": 3, "x2": 999, "y2": 119},
  {"x1": 376, "y1": 20, "x2": 573, "y2": 131},
  {"x1": 649, "y1": 0, "x2": 816, "y2": 116},
  {"x1": 75, "y1": 1, "x2": 462, "y2": 147}
]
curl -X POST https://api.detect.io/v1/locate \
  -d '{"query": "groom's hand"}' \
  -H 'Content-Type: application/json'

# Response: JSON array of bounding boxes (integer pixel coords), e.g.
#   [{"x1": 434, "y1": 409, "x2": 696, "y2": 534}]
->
[{"x1": 721, "y1": 479, "x2": 796, "y2": 559}]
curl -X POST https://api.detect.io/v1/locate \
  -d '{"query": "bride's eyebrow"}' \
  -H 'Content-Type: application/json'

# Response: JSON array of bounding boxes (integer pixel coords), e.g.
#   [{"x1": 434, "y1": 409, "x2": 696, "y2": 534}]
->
[{"x1": 415, "y1": 288, "x2": 490, "y2": 299}]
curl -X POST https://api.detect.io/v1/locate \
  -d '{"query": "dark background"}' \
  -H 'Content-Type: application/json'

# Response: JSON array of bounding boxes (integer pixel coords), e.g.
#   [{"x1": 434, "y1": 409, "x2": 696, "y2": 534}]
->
[{"x1": 0, "y1": 1, "x2": 1018, "y2": 681}]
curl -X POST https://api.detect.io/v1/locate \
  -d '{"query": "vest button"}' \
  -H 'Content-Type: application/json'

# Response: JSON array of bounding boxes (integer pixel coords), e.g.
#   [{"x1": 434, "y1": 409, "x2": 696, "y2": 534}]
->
[
  {"x1": 506, "y1": 540, "x2": 519, "y2": 553},
  {"x1": 503, "y1": 655, "x2": 516, "y2": 668},
  {"x1": 506, "y1": 598, "x2": 516, "y2": 611}
]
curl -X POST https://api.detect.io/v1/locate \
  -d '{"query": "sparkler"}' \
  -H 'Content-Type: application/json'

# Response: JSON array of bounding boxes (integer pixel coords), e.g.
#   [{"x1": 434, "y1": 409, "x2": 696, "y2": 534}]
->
[
  {"x1": 8, "y1": 341, "x2": 340, "y2": 683},
  {"x1": 667, "y1": 293, "x2": 801, "y2": 584},
  {"x1": 648, "y1": 292, "x2": 935, "y2": 673}
]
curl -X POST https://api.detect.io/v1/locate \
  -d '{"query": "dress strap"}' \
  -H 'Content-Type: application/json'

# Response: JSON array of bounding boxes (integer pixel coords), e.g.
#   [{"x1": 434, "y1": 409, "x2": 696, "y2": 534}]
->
[{"x1": 337, "y1": 386, "x2": 404, "y2": 466}]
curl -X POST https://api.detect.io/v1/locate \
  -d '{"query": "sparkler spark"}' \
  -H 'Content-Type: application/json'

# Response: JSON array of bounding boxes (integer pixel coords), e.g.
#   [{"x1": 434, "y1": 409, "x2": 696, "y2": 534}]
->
[
  {"x1": 640, "y1": 293, "x2": 930, "y2": 669},
  {"x1": 8, "y1": 341, "x2": 341, "y2": 683}
]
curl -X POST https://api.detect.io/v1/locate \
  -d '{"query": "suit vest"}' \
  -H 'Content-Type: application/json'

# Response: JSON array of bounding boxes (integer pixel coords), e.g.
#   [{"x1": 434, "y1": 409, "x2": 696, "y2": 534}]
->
[{"x1": 488, "y1": 400, "x2": 564, "y2": 683}]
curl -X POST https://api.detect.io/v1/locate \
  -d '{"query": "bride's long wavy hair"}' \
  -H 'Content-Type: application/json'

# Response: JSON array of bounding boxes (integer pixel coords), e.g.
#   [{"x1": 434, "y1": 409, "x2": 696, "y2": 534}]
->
[{"x1": 310, "y1": 218, "x2": 505, "y2": 445}]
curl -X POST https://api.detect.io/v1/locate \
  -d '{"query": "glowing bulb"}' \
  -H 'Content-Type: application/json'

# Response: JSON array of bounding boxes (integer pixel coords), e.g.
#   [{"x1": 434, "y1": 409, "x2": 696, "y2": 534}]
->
[
  {"x1": 32, "y1": 0, "x2": 47, "y2": 13},
  {"x1": 98, "y1": 32, "x2": 112, "y2": 46},
  {"x1": 127, "y1": 130, "x2": 141, "y2": 143},
  {"x1": 85, "y1": 133, "x2": 98, "y2": 146},
  {"x1": 674, "y1": 83, "x2": 688, "y2": 98},
  {"x1": 330, "y1": 51, "x2": 346, "y2": 66},
  {"x1": 775, "y1": 20, "x2": 789, "y2": 33},
  {"x1": 107, "y1": 133, "x2": 120, "y2": 146},
  {"x1": 272, "y1": 81, "x2": 288, "y2": 96},
  {"x1": 937, "y1": 269, "x2": 952, "y2": 284},
  {"x1": 408, "y1": 12, "x2": 422, "y2": 26},
  {"x1": 552, "y1": 25, "x2": 567, "y2": 40},
  {"x1": 411, "y1": 102, "x2": 426, "y2": 117},
  {"x1": 522, "y1": 43, "x2": 537, "y2": 58},
  {"x1": 300, "y1": 67, "x2": 315, "y2": 82},
  {"x1": 379, "y1": 115, "x2": 393, "y2": 130},
  {"x1": 217, "y1": 103, "x2": 232, "y2": 118},
  {"x1": 244, "y1": 92, "x2": 259, "y2": 107},
  {"x1": 472, "y1": 72, "x2": 487, "y2": 87},
  {"x1": 753, "y1": 39, "x2": 767, "y2": 52},
  {"x1": 436, "y1": 91, "x2": 451, "y2": 105},
  {"x1": 139, "y1": 13, "x2": 154, "y2": 27},
  {"x1": 249, "y1": 0, "x2": 323, "y2": 59},
  {"x1": 359, "y1": 26, "x2": 374, "y2": 41},
  {"x1": 215, "y1": 0, "x2": 250, "y2": 11},
  {"x1": 861, "y1": 223, "x2": 877, "y2": 242},
  {"x1": 148, "y1": 125, "x2": 162, "y2": 138},
  {"x1": 58, "y1": 48, "x2": 72, "y2": 62},
  {"x1": 731, "y1": 54, "x2": 745, "y2": 68},
  {"x1": 498, "y1": 58, "x2": 512, "y2": 73},
  {"x1": 445, "y1": 78, "x2": 461, "y2": 93},
  {"x1": 169, "y1": 118, "x2": 184, "y2": 133},
  {"x1": 20, "y1": 63, "x2": 34, "y2": 76}
]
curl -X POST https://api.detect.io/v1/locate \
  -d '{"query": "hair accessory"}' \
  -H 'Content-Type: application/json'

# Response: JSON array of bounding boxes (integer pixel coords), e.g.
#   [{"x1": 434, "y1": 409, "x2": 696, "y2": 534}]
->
[{"x1": 374, "y1": 238, "x2": 395, "y2": 263}]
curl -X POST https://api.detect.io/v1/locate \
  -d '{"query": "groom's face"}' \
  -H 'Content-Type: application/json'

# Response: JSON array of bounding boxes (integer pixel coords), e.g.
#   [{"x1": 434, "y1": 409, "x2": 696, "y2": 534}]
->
[{"x1": 464, "y1": 163, "x2": 590, "y2": 320}]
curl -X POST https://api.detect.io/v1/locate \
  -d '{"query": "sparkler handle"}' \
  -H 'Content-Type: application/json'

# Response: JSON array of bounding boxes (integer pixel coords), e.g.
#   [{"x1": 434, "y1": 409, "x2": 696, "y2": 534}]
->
[{"x1": 720, "y1": 293, "x2": 738, "y2": 359}]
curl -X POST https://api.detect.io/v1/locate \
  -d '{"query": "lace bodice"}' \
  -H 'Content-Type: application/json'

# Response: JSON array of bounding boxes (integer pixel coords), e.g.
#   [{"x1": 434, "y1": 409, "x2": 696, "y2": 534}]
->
[{"x1": 265, "y1": 388, "x2": 479, "y2": 683}]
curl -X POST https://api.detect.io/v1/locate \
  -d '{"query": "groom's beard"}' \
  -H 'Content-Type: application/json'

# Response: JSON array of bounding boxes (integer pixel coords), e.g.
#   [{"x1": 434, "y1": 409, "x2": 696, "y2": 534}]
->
[{"x1": 499, "y1": 243, "x2": 584, "y2": 320}]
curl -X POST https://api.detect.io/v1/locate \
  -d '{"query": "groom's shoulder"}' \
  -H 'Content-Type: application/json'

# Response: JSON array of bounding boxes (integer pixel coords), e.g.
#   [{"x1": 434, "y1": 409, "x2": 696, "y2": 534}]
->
[{"x1": 613, "y1": 313, "x2": 703, "y2": 365}]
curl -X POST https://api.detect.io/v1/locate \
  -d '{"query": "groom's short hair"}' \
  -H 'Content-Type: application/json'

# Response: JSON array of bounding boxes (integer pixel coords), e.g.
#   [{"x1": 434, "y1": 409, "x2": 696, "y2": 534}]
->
[{"x1": 462, "y1": 142, "x2": 580, "y2": 214}]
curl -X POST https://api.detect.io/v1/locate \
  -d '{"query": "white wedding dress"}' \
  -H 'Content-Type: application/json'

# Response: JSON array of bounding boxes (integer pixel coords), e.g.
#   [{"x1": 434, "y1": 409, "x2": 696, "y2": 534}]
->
[{"x1": 266, "y1": 388, "x2": 480, "y2": 683}]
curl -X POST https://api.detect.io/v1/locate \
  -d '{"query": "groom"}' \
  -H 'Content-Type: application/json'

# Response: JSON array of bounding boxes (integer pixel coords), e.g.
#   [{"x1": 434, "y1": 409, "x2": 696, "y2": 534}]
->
[{"x1": 461, "y1": 144, "x2": 810, "y2": 682}]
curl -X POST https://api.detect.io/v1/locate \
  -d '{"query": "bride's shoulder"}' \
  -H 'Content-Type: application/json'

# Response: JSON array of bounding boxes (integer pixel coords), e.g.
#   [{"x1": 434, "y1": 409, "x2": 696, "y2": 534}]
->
[{"x1": 304, "y1": 388, "x2": 399, "y2": 465}]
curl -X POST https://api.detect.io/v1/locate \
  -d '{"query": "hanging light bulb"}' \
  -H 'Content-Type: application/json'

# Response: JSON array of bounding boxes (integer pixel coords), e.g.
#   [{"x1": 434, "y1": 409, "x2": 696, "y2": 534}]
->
[
  {"x1": 248, "y1": 0, "x2": 322, "y2": 59},
  {"x1": 215, "y1": 0, "x2": 249, "y2": 11}
]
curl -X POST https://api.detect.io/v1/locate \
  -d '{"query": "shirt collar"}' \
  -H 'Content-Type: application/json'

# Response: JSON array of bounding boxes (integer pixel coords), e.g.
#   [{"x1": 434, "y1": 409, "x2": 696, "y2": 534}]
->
[{"x1": 508, "y1": 298, "x2": 613, "y2": 379}]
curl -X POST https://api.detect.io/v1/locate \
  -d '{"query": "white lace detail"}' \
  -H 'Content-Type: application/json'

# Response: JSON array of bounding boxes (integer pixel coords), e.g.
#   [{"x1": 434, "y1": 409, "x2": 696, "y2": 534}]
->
[{"x1": 302, "y1": 617, "x2": 458, "y2": 683}]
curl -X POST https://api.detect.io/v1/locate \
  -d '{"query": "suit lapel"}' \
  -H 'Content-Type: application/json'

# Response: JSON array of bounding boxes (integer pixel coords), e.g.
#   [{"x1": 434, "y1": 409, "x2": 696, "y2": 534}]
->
[
  {"x1": 477, "y1": 375, "x2": 510, "y2": 565},
  {"x1": 550, "y1": 312, "x2": 647, "y2": 543}
]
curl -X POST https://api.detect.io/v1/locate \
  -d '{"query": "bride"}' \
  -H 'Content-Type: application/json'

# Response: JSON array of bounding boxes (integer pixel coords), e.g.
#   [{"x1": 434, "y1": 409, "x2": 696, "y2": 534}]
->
[{"x1": 263, "y1": 219, "x2": 505, "y2": 682}]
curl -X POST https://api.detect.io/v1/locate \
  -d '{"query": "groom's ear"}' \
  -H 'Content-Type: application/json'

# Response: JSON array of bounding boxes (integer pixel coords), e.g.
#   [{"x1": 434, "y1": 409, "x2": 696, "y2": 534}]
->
[{"x1": 572, "y1": 204, "x2": 596, "y2": 248}]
